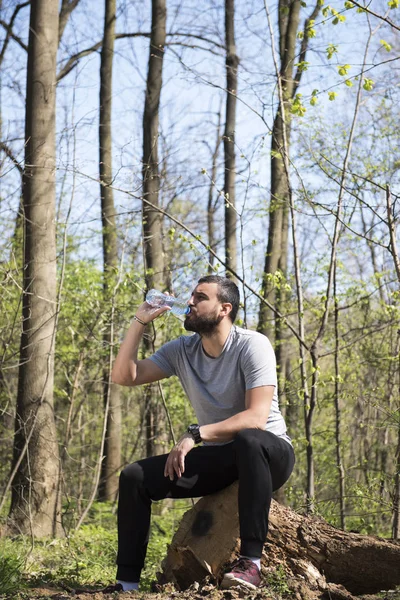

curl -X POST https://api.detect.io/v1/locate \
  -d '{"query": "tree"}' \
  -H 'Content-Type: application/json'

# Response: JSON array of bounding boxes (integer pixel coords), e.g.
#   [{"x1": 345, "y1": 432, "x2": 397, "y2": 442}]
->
[
  {"x1": 142, "y1": 0, "x2": 167, "y2": 457},
  {"x1": 8, "y1": 0, "x2": 61, "y2": 537},
  {"x1": 98, "y1": 0, "x2": 121, "y2": 502},
  {"x1": 258, "y1": 0, "x2": 321, "y2": 342},
  {"x1": 223, "y1": 0, "x2": 239, "y2": 277}
]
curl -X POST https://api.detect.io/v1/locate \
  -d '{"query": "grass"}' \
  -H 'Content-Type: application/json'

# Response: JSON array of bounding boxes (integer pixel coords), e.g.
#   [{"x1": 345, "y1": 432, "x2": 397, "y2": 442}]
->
[{"x1": 0, "y1": 499, "x2": 190, "y2": 595}]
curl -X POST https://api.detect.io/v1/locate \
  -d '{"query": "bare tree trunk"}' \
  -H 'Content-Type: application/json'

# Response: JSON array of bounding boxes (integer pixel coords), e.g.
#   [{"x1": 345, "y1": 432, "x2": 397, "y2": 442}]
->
[
  {"x1": 98, "y1": 0, "x2": 121, "y2": 502},
  {"x1": 224, "y1": 0, "x2": 239, "y2": 278},
  {"x1": 334, "y1": 266, "x2": 346, "y2": 529},
  {"x1": 207, "y1": 112, "x2": 221, "y2": 273},
  {"x1": 8, "y1": 0, "x2": 61, "y2": 537},
  {"x1": 258, "y1": 0, "x2": 321, "y2": 343},
  {"x1": 386, "y1": 186, "x2": 400, "y2": 538},
  {"x1": 142, "y1": 0, "x2": 166, "y2": 457}
]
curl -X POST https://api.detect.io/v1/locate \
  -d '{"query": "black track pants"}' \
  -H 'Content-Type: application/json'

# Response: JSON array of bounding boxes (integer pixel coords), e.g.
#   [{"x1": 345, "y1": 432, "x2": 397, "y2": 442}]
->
[{"x1": 116, "y1": 429, "x2": 295, "y2": 582}]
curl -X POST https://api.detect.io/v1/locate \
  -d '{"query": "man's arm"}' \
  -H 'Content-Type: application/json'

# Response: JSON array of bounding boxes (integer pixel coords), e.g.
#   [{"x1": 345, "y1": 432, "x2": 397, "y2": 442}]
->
[
  {"x1": 111, "y1": 302, "x2": 169, "y2": 387},
  {"x1": 164, "y1": 386, "x2": 274, "y2": 480},
  {"x1": 199, "y1": 385, "x2": 274, "y2": 443}
]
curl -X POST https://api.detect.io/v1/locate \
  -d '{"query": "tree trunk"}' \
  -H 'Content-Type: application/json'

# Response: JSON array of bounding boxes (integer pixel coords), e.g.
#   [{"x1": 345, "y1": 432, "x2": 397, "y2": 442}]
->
[
  {"x1": 142, "y1": 0, "x2": 166, "y2": 457},
  {"x1": 207, "y1": 111, "x2": 221, "y2": 274},
  {"x1": 142, "y1": 0, "x2": 166, "y2": 288},
  {"x1": 258, "y1": 0, "x2": 301, "y2": 341},
  {"x1": 223, "y1": 0, "x2": 239, "y2": 277},
  {"x1": 98, "y1": 0, "x2": 121, "y2": 502},
  {"x1": 161, "y1": 483, "x2": 400, "y2": 598},
  {"x1": 9, "y1": 0, "x2": 61, "y2": 537}
]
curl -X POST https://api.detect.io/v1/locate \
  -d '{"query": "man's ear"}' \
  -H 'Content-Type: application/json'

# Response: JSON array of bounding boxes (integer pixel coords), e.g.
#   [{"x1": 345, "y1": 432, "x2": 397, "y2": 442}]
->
[{"x1": 220, "y1": 303, "x2": 232, "y2": 317}]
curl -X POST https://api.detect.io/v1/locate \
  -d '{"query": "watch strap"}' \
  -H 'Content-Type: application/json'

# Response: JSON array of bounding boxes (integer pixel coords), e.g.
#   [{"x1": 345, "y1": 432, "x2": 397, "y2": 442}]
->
[{"x1": 187, "y1": 423, "x2": 202, "y2": 444}]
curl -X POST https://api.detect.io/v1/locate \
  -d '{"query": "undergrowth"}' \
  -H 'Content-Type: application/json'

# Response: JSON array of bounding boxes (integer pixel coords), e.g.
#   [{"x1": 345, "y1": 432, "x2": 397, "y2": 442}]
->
[{"x1": 0, "y1": 499, "x2": 190, "y2": 595}]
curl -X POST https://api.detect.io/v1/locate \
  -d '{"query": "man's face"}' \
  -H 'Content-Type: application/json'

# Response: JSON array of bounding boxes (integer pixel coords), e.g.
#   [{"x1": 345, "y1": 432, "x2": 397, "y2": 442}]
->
[{"x1": 184, "y1": 282, "x2": 225, "y2": 335}]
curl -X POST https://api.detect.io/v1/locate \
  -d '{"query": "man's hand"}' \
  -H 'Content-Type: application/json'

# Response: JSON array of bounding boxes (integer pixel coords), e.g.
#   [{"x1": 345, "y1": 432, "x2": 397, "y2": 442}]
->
[
  {"x1": 135, "y1": 301, "x2": 170, "y2": 325},
  {"x1": 164, "y1": 433, "x2": 195, "y2": 481}
]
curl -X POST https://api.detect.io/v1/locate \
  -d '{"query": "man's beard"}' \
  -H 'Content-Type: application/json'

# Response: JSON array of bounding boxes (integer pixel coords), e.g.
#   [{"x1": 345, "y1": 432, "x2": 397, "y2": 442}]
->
[{"x1": 184, "y1": 311, "x2": 223, "y2": 336}]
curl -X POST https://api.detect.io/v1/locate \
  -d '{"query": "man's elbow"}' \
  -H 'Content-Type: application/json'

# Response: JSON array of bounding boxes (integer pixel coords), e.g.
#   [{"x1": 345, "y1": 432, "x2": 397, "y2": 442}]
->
[
  {"x1": 111, "y1": 366, "x2": 135, "y2": 387},
  {"x1": 111, "y1": 368, "x2": 123, "y2": 386}
]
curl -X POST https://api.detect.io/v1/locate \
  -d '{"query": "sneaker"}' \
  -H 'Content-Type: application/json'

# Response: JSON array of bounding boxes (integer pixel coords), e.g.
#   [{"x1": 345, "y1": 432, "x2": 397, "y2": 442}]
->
[{"x1": 221, "y1": 557, "x2": 261, "y2": 591}]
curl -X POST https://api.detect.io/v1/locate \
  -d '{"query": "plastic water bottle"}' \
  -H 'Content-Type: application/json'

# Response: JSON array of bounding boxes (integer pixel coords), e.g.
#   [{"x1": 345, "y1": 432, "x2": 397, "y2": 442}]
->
[{"x1": 145, "y1": 289, "x2": 190, "y2": 316}]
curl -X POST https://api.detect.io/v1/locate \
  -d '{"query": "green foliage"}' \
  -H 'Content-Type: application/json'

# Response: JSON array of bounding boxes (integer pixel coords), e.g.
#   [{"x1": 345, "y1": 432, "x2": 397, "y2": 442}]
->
[
  {"x1": 0, "y1": 500, "x2": 191, "y2": 594},
  {"x1": 290, "y1": 94, "x2": 306, "y2": 117},
  {"x1": 380, "y1": 39, "x2": 392, "y2": 52},
  {"x1": 266, "y1": 565, "x2": 290, "y2": 595},
  {"x1": 25, "y1": 525, "x2": 117, "y2": 589},
  {"x1": 337, "y1": 64, "x2": 350, "y2": 76},
  {"x1": 310, "y1": 89, "x2": 319, "y2": 106},
  {"x1": 363, "y1": 78, "x2": 374, "y2": 91},
  {"x1": 326, "y1": 43, "x2": 338, "y2": 59},
  {"x1": 0, "y1": 541, "x2": 25, "y2": 595}
]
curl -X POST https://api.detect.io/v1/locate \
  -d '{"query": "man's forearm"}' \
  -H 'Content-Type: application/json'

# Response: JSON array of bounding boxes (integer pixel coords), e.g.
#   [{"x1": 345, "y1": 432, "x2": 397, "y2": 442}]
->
[
  {"x1": 111, "y1": 319, "x2": 145, "y2": 386},
  {"x1": 199, "y1": 386, "x2": 274, "y2": 443},
  {"x1": 199, "y1": 409, "x2": 266, "y2": 444}
]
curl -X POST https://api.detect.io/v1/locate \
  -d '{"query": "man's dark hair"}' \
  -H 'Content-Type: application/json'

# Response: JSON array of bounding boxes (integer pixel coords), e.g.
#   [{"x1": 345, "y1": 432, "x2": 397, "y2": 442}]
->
[{"x1": 197, "y1": 275, "x2": 240, "y2": 323}]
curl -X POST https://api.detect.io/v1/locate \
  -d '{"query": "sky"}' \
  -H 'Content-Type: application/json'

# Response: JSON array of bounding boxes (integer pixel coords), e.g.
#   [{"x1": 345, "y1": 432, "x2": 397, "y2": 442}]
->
[{"x1": 0, "y1": 0, "x2": 399, "y2": 304}]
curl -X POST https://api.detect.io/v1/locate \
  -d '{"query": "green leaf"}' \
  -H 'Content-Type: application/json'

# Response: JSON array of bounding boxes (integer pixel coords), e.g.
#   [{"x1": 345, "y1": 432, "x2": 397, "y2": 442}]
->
[
  {"x1": 306, "y1": 20, "x2": 316, "y2": 37},
  {"x1": 388, "y1": 0, "x2": 398, "y2": 7},
  {"x1": 290, "y1": 93, "x2": 307, "y2": 116},
  {"x1": 380, "y1": 39, "x2": 392, "y2": 51},
  {"x1": 326, "y1": 43, "x2": 338, "y2": 59},
  {"x1": 344, "y1": 79, "x2": 353, "y2": 87},
  {"x1": 310, "y1": 89, "x2": 319, "y2": 105},
  {"x1": 344, "y1": 1, "x2": 354, "y2": 7},
  {"x1": 363, "y1": 78, "x2": 374, "y2": 91},
  {"x1": 337, "y1": 63, "x2": 350, "y2": 76},
  {"x1": 295, "y1": 61, "x2": 310, "y2": 72},
  {"x1": 328, "y1": 91, "x2": 338, "y2": 101}
]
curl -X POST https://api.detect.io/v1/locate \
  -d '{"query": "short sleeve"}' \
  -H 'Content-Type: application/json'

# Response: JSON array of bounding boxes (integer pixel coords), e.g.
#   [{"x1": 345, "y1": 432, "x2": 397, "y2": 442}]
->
[
  {"x1": 148, "y1": 338, "x2": 181, "y2": 377},
  {"x1": 241, "y1": 333, "x2": 277, "y2": 390}
]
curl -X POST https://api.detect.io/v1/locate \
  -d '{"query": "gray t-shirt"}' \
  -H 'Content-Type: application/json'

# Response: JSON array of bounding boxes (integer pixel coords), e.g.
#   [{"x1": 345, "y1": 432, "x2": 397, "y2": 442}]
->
[{"x1": 149, "y1": 325, "x2": 291, "y2": 445}]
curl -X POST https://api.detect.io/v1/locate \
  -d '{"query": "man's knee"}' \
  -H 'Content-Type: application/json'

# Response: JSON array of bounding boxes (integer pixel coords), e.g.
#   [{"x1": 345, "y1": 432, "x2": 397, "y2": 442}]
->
[
  {"x1": 119, "y1": 461, "x2": 144, "y2": 489},
  {"x1": 234, "y1": 428, "x2": 265, "y2": 452}
]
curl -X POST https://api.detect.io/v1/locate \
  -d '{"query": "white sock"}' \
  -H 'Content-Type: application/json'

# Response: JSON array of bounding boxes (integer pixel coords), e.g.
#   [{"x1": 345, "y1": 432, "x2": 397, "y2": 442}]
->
[
  {"x1": 241, "y1": 556, "x2": 261, "y2": 570},
  {"x1": 117, "y1": 580, "x2": 139, "y2": 591}
]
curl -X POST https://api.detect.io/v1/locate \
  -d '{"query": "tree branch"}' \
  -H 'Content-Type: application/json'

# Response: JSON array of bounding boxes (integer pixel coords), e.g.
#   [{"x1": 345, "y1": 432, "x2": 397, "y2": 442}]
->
[
  {"x1": 0, "y1": 141, "x2": 23, "y2": 175},
  {"x1": 349, "y1": 1, "x2": 400, "y2": 32},
  {"x1": 59, "y1": 0, "x2": 81, "y2": 43},
  {"x1": 57, "y1": 31, "x2": 224, "y2": 81},
  {"x1": 0, "y1": 1, "x2": 30, "y2": 65},
  {"x1": 293, "y1": 1, "x2": 322, "y2": 93}
]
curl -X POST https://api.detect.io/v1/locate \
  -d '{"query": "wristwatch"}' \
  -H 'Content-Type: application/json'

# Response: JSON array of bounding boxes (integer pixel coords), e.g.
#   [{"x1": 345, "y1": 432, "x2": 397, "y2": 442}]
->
[{"x1": 187, "y1": 423, "x2": 202, "y2": 444}]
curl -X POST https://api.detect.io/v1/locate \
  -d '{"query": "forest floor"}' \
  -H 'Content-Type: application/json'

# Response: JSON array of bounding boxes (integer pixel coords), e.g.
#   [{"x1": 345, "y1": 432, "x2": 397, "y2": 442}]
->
[
  {"x1": 4, "y1": 580, "x2": 281, "y2": 600},
  {"x1": 5, "y1": 578, "x2": 400, "y2": 600}
]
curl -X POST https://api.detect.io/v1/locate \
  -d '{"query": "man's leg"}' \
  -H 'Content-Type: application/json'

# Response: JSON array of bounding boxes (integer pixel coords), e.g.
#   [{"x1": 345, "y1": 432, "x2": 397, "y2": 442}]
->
[
  {"x1": 117, "y1": 443, "x2": 238, "y2": 583},
  {"x1": 222, "y1": 429, "x2": 295, "y2": 590},
  {"x1": 234, "y1": 429, "x2": 295, "y2": 558}
]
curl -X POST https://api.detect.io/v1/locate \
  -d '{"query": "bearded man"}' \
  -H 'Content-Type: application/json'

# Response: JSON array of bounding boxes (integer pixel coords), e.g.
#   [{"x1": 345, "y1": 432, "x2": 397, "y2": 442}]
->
[{"x1": 107, "y1": 275, "x2": 295, "y2": 593}]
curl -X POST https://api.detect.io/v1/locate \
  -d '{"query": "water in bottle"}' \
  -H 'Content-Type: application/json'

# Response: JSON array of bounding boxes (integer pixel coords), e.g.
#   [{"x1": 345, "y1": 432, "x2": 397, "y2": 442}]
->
[{"x1": 145, "y1": 289, "x2": 190, "y2": 316}]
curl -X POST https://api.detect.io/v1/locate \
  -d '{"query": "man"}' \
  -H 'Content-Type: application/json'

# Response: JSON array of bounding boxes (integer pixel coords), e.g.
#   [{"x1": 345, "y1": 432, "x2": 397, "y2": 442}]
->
[{"x1": 108, "y1": 275, "x2": 295, "y2": 593}]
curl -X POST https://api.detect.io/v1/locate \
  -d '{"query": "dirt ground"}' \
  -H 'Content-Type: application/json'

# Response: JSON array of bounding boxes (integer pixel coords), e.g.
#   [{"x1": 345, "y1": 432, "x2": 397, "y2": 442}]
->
[
  {"x1": 5, "y1": 580, "x2": 279, "y2": 600},
  {"x1": 6, "y1": 580, "x2": 400, "y2": 600}
]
